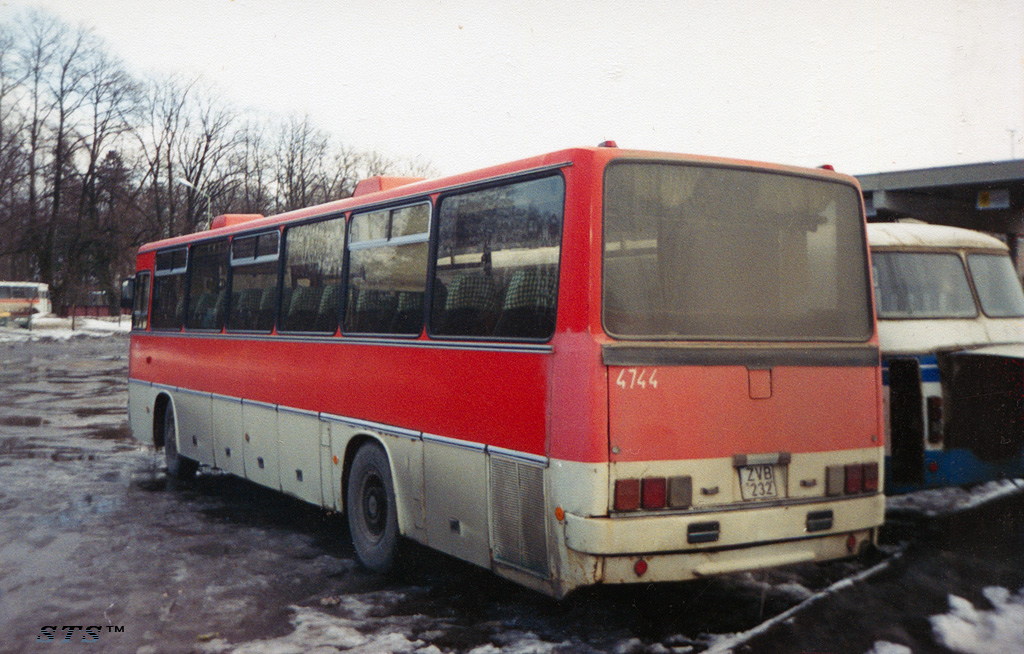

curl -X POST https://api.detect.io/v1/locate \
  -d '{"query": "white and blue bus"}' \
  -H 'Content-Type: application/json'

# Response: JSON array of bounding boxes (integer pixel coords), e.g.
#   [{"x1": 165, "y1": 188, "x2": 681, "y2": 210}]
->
[{"x1": 869, "y1": 222, "x2": 1024, "y2": 493}]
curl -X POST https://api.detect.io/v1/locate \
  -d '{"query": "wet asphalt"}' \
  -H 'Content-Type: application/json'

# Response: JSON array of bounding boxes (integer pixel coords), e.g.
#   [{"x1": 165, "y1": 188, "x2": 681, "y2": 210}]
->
[{"x1": 1, "y1": 336, "x2": 1022, "y2": 654}]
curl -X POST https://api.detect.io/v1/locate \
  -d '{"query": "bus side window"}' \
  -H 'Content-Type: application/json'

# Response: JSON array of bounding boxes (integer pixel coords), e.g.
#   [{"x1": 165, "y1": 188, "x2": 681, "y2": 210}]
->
[
  {"x1": 431, "y1": 175, "x2": 564, "y2": 340},
  {"x1": 185, "y1": 240, "x2": 229, "y2": 331},
  {"x1": 227, "y1": 231, "x2": 280, "y2": 332},
  {"x1": 151, "y1": 247, "x2": 188, "y2": 330},
  {"x1": 132, "y1": 272, "x2": 151, "y2": 330},
  {"x1": 281, "y1": 217, "x2": 345, "y2": 333},
  {"x1": 344, "y1": 203, "x2": 430, "y2": 336}
]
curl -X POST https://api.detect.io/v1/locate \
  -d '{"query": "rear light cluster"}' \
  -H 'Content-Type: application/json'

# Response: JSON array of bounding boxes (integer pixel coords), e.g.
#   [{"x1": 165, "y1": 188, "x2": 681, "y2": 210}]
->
[
  {"x1": 826, "y1": 462, "x2": 879, "y2": 496},
  {"x1": 614, "y1": 476, "x2": 692, "y2": 511}
]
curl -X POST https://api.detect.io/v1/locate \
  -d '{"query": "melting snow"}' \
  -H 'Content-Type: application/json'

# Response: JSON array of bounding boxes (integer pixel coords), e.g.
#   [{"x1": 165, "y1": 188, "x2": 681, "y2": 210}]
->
[
  {"x1": 865, "y1": 642, "x2": 912, "y2": 654},
  {"x1": 886, "y1": 479, "x2": 1024, "y2": 517},
  {"x1": 931, "y1": 586, "x2": 1024, "y2": 654},
  {"x1": 0, "y1": 315, "x2": 130, "y2": 342}
]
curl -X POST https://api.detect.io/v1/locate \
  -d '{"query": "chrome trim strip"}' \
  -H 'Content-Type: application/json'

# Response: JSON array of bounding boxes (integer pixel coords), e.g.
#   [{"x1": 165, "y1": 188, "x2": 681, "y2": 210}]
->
[
  {"x1": 488, "y1": 445, "x2": 549, "y2": 468},
  {"x1": 175, "y1": 387, "x2": 210, "y2": 398},
  {"x1": 241, "y1": 398, "x2": 277, "y2": 410},
  {"x1": 422, "y1": 432, "x2": 487, "y2": 453},
  {"x1": 277, "y1": 405, "x2": 319, "y2": 418},
  {"x1": 320, "y1": 413, "x2": 421, "y2": 441},
  {"x1": 132, "y1": 330, "x2": 553, "y2": 354},
  {"x1": 210, "y1": 393, "x2": 242, "y2": 403}
]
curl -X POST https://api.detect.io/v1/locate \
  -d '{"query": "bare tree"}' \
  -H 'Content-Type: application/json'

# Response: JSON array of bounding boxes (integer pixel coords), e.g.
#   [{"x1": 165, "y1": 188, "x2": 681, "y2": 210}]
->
[
  {"x1": 223, "y1": 119, "x2": 274, "y2": 215},
  {"x1": 0, "y1": 23, "x2": 29, "y2": 278},
  {"x1": 274, "y1": 114, "x2": 331, "y2": 212},
  {"x1": 71, "y1": 49, "x2": 141, "y2": 310},
  {"x1": 176, "y1": 88, "x2": 236, "y2": 230},
  {"x1": 0, "y1": 9, "x2": 434, "y2": 313},
  {"x1": 136, "y1": 74, "x2": 195, "y2": 239}
]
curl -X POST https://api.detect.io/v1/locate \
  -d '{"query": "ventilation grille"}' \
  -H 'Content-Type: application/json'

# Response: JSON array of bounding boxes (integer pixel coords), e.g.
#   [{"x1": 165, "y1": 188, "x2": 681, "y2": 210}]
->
[{"x1": 489, "y1": 456, "x2": 549, "y2": 577}]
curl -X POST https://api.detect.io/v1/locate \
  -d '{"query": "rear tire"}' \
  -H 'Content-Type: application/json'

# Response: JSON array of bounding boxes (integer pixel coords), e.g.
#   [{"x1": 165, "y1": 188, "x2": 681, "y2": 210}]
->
[
  {"x1": 347, "y1": 441, "x2": 399, "y2": 573},
  {"x1": 162, "y1": 403, "x2": 198, "y2": 480}
]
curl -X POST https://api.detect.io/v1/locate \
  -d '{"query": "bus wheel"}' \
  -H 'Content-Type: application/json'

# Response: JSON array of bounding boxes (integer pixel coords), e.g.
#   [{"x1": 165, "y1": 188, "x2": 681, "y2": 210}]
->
[
  {"x1": 162, "y1": 404, "x2": 197, "y2": 480},
  {"x1": 347, "y1": 441, "x2": 399, "y2": 573}
]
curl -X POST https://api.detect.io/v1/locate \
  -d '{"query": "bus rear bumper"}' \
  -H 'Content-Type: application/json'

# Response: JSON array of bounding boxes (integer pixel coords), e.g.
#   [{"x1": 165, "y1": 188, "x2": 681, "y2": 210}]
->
[
  {"x1": 551, "y1": 496, "x2": 883, "y2": 593},
  {"x1": 595, "y1": 528, "x2": 875, "y2": 587},
  {"x1": 558, "y1": 494, "x2": 883, "y2": 588},
  {"x1": 564, "y1": 494, "x2": 883, "y2": 556}
]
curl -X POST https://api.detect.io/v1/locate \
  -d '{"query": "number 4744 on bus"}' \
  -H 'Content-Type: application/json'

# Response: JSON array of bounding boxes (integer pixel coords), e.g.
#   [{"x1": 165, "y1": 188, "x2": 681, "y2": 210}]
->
[{"x1": 122, "y1": 144, "x2": 884, "y2": 598}]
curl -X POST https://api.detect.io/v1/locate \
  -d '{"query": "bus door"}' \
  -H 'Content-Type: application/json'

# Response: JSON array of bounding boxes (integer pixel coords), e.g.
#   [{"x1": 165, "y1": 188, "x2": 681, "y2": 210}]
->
[{"x1": 885, "y1": 358, "x2": 924, "y2": 485}]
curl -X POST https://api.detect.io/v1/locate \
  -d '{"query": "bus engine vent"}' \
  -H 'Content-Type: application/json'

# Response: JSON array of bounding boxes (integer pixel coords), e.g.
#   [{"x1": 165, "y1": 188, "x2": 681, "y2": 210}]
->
[{"x1": 489, "y1": 456, "x2": 549, "y2": 577}]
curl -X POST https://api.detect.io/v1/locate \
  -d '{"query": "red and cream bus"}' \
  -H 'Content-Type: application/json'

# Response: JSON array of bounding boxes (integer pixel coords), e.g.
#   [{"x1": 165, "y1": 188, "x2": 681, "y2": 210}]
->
[
  {"x1": 0, "y1": 281, "x2": 51, "y2": 321},
  {"x1": 124, "y1": 145, "x2": 884, "y2": 598}
]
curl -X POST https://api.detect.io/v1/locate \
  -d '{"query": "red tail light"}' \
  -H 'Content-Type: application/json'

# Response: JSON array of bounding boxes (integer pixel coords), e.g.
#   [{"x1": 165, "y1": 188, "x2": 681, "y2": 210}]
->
[
  {"x1": 641, "y1": 477, "x2": 667, "y2": 509},
  {"x1": 862, "y1": 462, "x2": 879, "y2": 492},
  {"x1": 614, "y1": 479, "x2": 640, "y2": 511},
  {"x1": 844, "y1": 463, "x2": 863, "y2": 494}
]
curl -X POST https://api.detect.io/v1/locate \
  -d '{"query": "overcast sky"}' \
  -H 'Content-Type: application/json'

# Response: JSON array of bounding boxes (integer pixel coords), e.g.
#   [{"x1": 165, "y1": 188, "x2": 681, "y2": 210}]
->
[{"x1": 1, "y1": 0, "x2": 1022, "y2": 178}]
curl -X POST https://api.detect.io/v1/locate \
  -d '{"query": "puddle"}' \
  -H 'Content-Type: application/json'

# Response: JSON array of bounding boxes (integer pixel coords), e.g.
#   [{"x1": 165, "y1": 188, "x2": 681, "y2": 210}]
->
[{"x1": 0, "y1": 415, "x2": 47, "y2": 427}]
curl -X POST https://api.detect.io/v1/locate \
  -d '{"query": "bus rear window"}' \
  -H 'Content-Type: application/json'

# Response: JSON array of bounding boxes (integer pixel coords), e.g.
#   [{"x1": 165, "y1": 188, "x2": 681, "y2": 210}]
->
[
  {"x1": 967, "y1": 253, "x2": 1024, "y2": 318},
  {"x1": 602, "y1": 162, "x2": 871, "y2": 340},
  {"x1": 872, "y1": 252, "x2": 977, "y2": 319}
]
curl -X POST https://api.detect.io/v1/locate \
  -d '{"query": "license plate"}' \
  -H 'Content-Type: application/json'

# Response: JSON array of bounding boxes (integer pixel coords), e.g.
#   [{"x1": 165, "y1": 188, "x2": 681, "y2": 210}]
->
[{"x1": 739, "y1": 464, "x2": 780, "y2": 500}]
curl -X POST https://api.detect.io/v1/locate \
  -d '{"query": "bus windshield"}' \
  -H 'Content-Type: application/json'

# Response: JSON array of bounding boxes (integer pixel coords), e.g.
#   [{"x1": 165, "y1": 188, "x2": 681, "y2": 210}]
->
[
  {"x1": 967, "y1": 253, "x2": 1024, "y2": 318},
  {"x1": 871, "y1": 252, "x2": 977, "y2": 319},
  {"x1": 602, "y1": 162, "x2": 872, "y2": 340}
]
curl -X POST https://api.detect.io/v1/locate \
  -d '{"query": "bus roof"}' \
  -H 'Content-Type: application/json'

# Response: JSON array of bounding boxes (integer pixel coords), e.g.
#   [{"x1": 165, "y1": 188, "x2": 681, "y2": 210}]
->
[
  {"x1": 867, "y1": 222, "x2": 1008, "y2": 252},
  {"x1": 138, "y1": 146, "x2": 861, "y2": 254}
]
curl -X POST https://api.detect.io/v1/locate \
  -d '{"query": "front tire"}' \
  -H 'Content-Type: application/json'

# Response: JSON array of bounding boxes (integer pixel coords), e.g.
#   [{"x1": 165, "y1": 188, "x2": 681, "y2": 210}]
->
[
  {"x1": 162, "y1": 403, "x2": 197, "y2": 480},
  {"x1": 347, "y1": 441, "x2": 399, "y2": 573}
]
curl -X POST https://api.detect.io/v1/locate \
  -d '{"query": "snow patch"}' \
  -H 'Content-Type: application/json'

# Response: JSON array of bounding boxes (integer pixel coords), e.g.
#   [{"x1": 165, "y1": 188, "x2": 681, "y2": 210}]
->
[
  {"x1": 931, "y1": 586, "x2": 1024, "y2": 654},
  {"x1": 886, "y1": 479, "x2": 1024, "y2": 517},
  {"x1": 0, "y1": 315, "x2": 130, "y2": 342},
  {"x1": 865, "y1": 641, "x2": 912, "y2": 654}
]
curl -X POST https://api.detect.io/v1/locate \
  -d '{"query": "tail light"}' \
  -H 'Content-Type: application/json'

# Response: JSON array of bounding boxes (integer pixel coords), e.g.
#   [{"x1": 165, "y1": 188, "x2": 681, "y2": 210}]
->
[
  {"x1": 614, "y1": 479, "x2": 640, "y2": 511},
  {"x1": 615, "y1": 476, "x2": 691, "y2": 511},
  {"x1": 844, "y1": 463, "x2": 863, "y2": 494},
  {"x1": 927, "y1": 396, "x2": 943, "y2": 444},
  {"x1": 862, "y1": 462, "x2": 879, "y2": 492},
  {"x1": 828, "y1": 462, "x2": 880, "y2": 495},
  {"x1": 641, "y1": 478, "x2": 667, "y2": 509}
]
